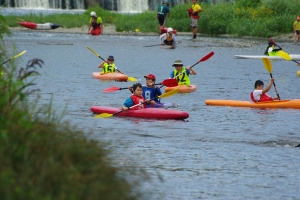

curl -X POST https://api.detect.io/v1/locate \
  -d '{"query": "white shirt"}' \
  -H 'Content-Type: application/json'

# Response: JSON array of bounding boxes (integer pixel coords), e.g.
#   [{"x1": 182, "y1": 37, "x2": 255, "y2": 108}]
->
[
  {"x1": 160, "y1": 33, "x2": 176, "y2": 44},
  {"x1": 252, "y1": 90, "x2": 263, "y2": 101}
]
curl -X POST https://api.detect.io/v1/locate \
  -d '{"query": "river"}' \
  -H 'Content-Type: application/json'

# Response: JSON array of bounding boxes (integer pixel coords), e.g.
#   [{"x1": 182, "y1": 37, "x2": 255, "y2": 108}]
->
[{"x1": 4, "y1": 30, "x2": 300, "y2": 199}]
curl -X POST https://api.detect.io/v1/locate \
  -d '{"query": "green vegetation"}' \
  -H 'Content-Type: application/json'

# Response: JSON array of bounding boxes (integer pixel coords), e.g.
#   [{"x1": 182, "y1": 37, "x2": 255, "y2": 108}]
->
[
  {"x1": 0, "y1": 18, "x2": 150, "y2": 200},
  {"x1": 4, "y1": 0, "x2": 300, "y2": 37}
]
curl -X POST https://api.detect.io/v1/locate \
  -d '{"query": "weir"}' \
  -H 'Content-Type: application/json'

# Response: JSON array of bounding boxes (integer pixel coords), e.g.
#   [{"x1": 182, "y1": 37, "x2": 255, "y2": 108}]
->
[{"x1": 1, "y1": 0, "x2": 187, "y2": 12}]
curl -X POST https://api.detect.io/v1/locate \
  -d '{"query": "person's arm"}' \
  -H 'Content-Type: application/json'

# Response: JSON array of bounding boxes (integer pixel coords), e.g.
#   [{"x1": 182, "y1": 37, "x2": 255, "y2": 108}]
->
[
  {"x1": 172, "y1": 34, "x2": 176, "y2": 43},
  {"x1": 187, "y1": 66, "x2": 197, "y2": 75},
  {"x1": 166, "y1": 7, "x2": 170, "y2": 19},
  {"x1": 262, "y1": 78, "x2": 274, "y2": 94},
  {"x1": 98, "y1": 61, "x2": 105, "y2": 68},
  {"x1": 122, "y1": 98, "x2": 134, "y2": 110},
  {"x1": 160, "y1": 33, "x2": 166, "y2": 44},
  {"x1": 88, "y1": 18, "x2": 91, "y2": 34},
  {"x1": 169, "y1": 71, "x2": 174, "y2": 78}
]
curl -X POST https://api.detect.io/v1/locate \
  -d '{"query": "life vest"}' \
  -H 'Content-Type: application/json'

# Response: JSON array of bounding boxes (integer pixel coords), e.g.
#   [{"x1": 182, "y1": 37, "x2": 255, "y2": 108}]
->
[
  {"x1": 250, "y1": 92, "x2": 273, "y2": 102},
  {"x1": 91, "y1": 17, "x2": 100, "y2": 29},
  {"x1": 191, "y1": 4, "x2": 200, "y2": 19},
  {"x1": 166, "y1": 33, "x2": 173, "y2": 42},
  {"x1": 174, "y1": 68, "x2": 190, "y2": 85},
  {"x1": 130, "y1": 95, "x2": 145, "y2": 109},
  {"x1": 102, "y1": 63, "x2": 116, "y2": 73}
]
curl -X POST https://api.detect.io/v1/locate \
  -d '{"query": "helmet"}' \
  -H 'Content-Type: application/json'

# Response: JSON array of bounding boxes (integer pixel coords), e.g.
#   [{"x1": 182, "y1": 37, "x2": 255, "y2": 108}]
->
[
  {"x1": 167, "y1": 27, "x2": 173, "y2": 33},
  {"x1": 90, "y1": 11, "x2": 96, "y2": 17}
]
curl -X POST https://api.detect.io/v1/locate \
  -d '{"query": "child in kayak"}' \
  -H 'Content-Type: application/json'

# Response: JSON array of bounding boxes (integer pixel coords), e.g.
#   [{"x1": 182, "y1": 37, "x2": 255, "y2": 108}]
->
[
  {"x1": 264, "y1": 41, "x2": 282, "y2": 56},
  {"x1": 122, "y1": 83, "x2": 149, "y2": 110},
  {"x1": 160, "y1": 27, "x2": 176, "y2": 46},
  {"x1": 251, "y1": 78, "x2": 279, "y2": 102},
  {"x1": 98, "y1": 55, "x2": 119, "y2": 73},
  {"x1": 169, "y1": 60, "x2": 196, "y2": 85},
  {"x1": 128, "y1": 74, "x2": 162, "y2": 107}
]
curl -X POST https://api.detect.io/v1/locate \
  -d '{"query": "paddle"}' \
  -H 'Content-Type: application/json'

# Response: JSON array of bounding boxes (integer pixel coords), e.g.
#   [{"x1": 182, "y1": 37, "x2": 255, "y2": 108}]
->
[
  {"x1": 103, "y1": 78, "x2": 178, "y2": 93},
  {"x1": 262, "y1": 58, "x2": 280, "y2": 100},
  {"x1": 144, "y1": 41, "x2": 181, "y2": 47},
  {"x1": 86, "y1": 46, "x2": 137, "y2": 82},
  {"x1": 95, "y1": 88, "x2": 179, "y2": 118},
  {"x1": 173, "y1": 51, "x2": 214, "y2": 79},
  {"x1": 277, "y1": 50, "x2": 300, "y2": 64},
  {"x1": 1, "y1": 50, "x2": 26, "y2": 65}
]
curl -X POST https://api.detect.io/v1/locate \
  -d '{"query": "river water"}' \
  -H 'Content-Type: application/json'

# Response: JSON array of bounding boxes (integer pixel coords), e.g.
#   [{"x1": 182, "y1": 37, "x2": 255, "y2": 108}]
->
[{"x1": 4, "y1": 30, "x2": 300, "y2": 199}]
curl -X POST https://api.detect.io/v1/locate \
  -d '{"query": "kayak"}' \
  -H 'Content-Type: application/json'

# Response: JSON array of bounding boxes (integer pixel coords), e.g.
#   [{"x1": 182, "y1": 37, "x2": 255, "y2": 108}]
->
[
  {"x1": 165, "y1": 84, "x2": 197, "y2": 93},
  {"x1": 205, "y1": 99, "x2": 300, "y2": 109},
  {"x1": 18, "y1": 21, "x2": 61, "y2": 30},
  {"x1": 160, "y1": 27, "x2": 177, "y2": 34},
  {"x1": 92, "y1": 72, "x2": 128, "y2": 82},
  {"x1": 234, "y1": 54, "x2": 300, "y2": 60},
  {"x1": 90, "y1": 106, "x2": 189, "y2": 120}
]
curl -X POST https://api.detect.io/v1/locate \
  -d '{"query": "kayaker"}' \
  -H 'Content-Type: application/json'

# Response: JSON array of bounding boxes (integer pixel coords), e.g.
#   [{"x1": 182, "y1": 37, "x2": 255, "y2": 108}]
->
[
  {"x1": 122, "y1": 83, "x2": 149, "y2": 111},
  {"x1": 98, "y1": 55, "x2": 117, "y2": 73},
  {"x1": 251, "y1": 79, "x2": 279, "y2": 102},
  {"x1": 169, "y1": 60, "x2": 197, "y2": 85},
  {"x1": 157, "y1": 1, "x2": 170, "y2": 34},
  {"x1": 264, "y1": 41, "x2": 282, "y2": 56},
  {"x1": 88, "y1": 11, "x2": 103, "y2": 36},
  {"x1": 160, "y1": 27, "x2": 176, "y2": 46},
  {"x1": 128, "y1": 74, "x2": 162, "y2": 106},
  {"x1": 293, "y1": 16, "x2": 300, "y2": 45}
]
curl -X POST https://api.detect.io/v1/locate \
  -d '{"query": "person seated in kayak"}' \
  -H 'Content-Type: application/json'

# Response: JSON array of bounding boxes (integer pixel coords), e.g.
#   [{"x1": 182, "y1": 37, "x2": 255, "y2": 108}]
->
[
  {"x1": 122, "y1": 83, "x2": 151, "y2": 111},
  {"x1": 250, "y1": 79, "x2": 279, "y2": 102},
  {"x1": 264, "y1": 41, "x2": 282, "y2": 56},
  {"x1": 169, "y1": 60, "x2": 196, "y2": 85},
  {"x1": 98, "y1": 55, "x2": 118, "y2": 74},
  {"x1": 160, "y1": 27, "x2": 176, "y2": 46},
  {"x1": 88, "y1": 11, "x2": 103, "y2": 36},
  {"x1": 128, "y1": 74, "x2": 162, "y2": 106}
]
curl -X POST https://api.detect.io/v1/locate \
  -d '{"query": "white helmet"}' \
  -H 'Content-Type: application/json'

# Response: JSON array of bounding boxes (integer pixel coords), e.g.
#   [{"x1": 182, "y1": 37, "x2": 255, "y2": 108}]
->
[
  {"x1": 90, "y1": 11, "x2": 96, "y2": 17},
  {"x1": 167, "y1": 27, "x2": 173, "y2": 33}
]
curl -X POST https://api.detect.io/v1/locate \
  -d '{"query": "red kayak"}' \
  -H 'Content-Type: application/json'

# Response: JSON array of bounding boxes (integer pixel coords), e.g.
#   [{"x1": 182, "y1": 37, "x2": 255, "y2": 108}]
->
[
  {"x1": 160, "y1": 27, "x2": 177, "y2": 34},
  {"x1": 18, "y1": 21, "x2": 61, "y2": 30},
  {"x1": 90, "y1": 106, "x2": 189, "y2": 120}
]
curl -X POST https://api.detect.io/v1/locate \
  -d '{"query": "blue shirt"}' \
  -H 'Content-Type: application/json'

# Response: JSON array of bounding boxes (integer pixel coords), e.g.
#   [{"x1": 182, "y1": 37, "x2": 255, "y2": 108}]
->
[{"x1": 142, "y1": 86, "x2": 162, "y2": 103}]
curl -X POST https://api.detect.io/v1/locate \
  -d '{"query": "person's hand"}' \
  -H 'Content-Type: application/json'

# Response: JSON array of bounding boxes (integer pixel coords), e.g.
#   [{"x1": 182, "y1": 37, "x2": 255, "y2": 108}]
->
[
  {"x1": 270, "y1": 77, "x2": 275, "y2": 82},
  {"x1": 297, "y1": 62, "x2": 300, "y2": 66}
]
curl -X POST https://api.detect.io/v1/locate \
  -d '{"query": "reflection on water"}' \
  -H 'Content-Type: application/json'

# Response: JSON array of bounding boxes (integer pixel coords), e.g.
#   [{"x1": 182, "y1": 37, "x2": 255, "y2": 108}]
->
[{"x1": 4, "y1": 30, "x2": 300, "y2": 199}]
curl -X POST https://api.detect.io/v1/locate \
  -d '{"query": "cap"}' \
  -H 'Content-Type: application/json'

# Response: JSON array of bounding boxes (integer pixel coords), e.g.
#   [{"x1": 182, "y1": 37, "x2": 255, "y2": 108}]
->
[
  {"x1": 167, "y1": 27, "x2": 173, "y2": 33},
  {"x1": 107, "y1": 55, "x2": 114, "y2": 60},
  {"x1": 172, "y1": 60, "x2": 183, "y2": 66},
  {"x1": 144, "y1": 73, "x2": 156, "y2": 80}
]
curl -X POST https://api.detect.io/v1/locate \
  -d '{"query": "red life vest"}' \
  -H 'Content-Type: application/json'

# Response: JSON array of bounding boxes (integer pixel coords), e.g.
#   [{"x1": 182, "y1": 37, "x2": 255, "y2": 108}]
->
[
  {"x1": 130, "y1": 95, "x2": 145, "y2": 109},
  {"x1": 250, "y1": 92, "x2": 273, "y2": 102}
]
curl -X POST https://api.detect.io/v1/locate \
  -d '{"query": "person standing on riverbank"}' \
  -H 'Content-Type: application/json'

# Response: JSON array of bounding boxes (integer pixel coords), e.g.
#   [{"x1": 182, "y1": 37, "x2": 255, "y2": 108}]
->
[
  {"x1": 157, "y1": 1, "x2": 170, "y2": 34},
  {"x1": 293, "y1": 16, "x2": 300, "y2": 44},
  {"x1": 88, "y1": 11, "x2": 103, "y2": 36},
  {"x1": 187, "y1": 0, "x2": 203, "y2": 40}
]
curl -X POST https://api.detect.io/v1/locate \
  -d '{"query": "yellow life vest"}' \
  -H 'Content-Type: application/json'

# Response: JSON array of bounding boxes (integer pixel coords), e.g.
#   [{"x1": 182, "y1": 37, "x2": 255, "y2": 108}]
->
[
  {"x1": 102, "y1": 63, "x2": 116, "y2": 73},
  {"x1": 174, "y1": 67, "x2": 190, "y2": 85}
]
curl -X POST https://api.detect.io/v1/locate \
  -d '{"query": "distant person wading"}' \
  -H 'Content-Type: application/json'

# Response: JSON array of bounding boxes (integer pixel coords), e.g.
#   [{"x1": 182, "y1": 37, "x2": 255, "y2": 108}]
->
[{"x1": 88, "y1": 11, "x2": 103, "y2": 36}]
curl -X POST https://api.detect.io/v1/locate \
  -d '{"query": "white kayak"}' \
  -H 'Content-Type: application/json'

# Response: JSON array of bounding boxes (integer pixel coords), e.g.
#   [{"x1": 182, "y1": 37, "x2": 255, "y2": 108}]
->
[{"x1": 234, "y1": 54, "x2": 300, "y2": 60}]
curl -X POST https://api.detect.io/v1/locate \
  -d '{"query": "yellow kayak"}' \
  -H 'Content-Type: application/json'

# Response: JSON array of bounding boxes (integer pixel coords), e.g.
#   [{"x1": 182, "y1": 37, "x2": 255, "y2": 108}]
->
[{"x1": 205, "y1": 99, "x2": 300, "y2": 109}]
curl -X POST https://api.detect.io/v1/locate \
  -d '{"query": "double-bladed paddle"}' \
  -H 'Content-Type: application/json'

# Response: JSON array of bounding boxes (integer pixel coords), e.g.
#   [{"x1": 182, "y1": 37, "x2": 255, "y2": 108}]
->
[
  {"x1": 1, "y1": 50, "x2": 26, "y2": 65},
  {"x1": 103, "y1": 78, "x2": 178, "y2": 93},
  {"x1": 94, "y1": 88, "x2": 179, "y2": 118},
  {"x1": 262, "y1": 58, "x2": 280, "y2": 100},
  {"x1": 277, "y1": 50, "x2": 300, "y2": 64},
  {"x1": 173, "y1": 51, "x2": 214, "y2": 79},
  {"x1": 86, "y1": 46, "x2": 137, "y2": 82}
]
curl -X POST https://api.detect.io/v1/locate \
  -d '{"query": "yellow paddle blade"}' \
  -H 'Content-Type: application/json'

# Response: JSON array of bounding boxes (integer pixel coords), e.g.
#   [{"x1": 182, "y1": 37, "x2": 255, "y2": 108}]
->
[
  {"x1": 94, "y1": 113, "x2": 113, "y2": 118},
  {"x1": 159, "y1": 88, "x2": 179, "y2": 98},
  {"x1": 12, "y1": 50, "x2": 26, "y2": 59},
  {"x1": 87, "y1": 46, "x2": 100, "y2": 57},
  {"x1": 127, "y1": 77, "x2": 137, "y2": 82},
  {"x1": 277, "y1": 51, "x2": 292, "y2": 61},
  {"x1": 262, "y1": 58, "x2": 272, "y2": 73}
]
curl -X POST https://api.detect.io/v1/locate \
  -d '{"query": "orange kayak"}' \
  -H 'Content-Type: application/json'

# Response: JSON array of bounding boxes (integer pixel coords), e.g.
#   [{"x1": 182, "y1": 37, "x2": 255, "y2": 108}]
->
[
  {"x1": 165, "y1": 84, "x2": 197, "y2": 93},
  {"x1": 92, "y1": 72, "x2": 128, "y2": 82},
  {"x1": 205, "y1": 99, "x2": 300, "y2": 109}
]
